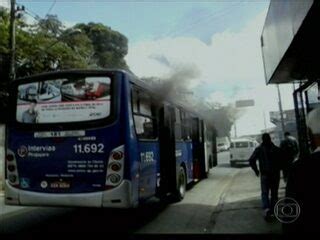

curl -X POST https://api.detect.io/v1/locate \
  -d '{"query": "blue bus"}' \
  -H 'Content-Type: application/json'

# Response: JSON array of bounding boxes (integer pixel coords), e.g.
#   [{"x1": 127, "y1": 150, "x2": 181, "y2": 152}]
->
[{"x1": 4, "y1": 70, "x2": 217, "y2": 208}]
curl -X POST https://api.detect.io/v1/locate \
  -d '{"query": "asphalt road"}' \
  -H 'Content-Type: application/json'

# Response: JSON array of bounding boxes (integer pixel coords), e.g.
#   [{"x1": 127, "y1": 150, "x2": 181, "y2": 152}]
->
[{"x1": 0, "y1": 151, "x2": 283, "y2": 235}]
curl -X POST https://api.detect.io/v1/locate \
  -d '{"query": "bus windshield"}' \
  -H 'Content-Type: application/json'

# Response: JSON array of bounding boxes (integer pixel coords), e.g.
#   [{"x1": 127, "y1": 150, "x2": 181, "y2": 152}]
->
[{"x1": 16, "y1": 76, "x2": 112, "y2": 124}]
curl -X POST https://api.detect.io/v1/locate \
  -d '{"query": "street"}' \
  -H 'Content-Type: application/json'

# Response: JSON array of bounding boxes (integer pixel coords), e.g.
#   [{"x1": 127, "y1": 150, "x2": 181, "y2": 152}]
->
[{"x1": 0, "y1": 151, "x2": 284, "y2": 235}]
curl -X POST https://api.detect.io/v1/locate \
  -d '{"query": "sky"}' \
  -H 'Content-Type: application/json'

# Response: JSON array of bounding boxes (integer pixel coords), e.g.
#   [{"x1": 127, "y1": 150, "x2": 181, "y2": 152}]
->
[{"x1": 1, "y1": 0, "x2": 296, "y2": 136}]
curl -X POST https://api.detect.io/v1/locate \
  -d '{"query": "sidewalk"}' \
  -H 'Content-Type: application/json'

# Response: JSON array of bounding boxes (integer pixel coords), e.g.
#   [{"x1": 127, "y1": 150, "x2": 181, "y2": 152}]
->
[
  {"x1": 210, "y1": 197, "x2": 282, "y2": 233},
  {"x1": 210, "y1": 168, "x2": 285, "y2": 234}
]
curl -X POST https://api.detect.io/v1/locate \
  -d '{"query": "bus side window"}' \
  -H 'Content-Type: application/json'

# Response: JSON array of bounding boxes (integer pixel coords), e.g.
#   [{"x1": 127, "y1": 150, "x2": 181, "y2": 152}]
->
[
  {"x1": 132, "y1": 89, "x2": 139, "y2": 113},
  {"x1": 131, "y1": 87, "x2": 157, "y2": 140},
  {"x1": 175, "y1": 108, "x2": 182, "y2": 140},
  {"x1": 181, "y1": 111, "x2": 191, "y2": 140},
  {"x1": 191, "y1": 118, "x2": 199, "y2": 141},
  {"x1": 134, "y1": 115, "x2": 156, "y2": 139},
  {"x1": 139, "y1": 93, "x2": 152, "y2": 116}
]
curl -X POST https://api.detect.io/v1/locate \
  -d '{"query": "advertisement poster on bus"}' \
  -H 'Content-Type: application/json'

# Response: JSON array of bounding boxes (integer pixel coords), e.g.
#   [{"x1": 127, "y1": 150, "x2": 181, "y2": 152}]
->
[{"x1": 16, "y1": 77, "x2": 111, "y2": 123}]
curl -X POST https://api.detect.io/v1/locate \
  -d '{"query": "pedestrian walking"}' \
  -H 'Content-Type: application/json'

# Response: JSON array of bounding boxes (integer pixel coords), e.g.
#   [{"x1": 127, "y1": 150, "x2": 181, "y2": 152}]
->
[{"x1": 248, "y1": 133, "x2": 282, "y2": 221}]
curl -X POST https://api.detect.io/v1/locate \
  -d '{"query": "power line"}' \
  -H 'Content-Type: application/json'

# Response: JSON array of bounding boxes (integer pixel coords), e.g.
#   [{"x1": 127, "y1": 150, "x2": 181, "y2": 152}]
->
[
  {"x1": 46, "y1": 0, "x2": 56, "y2": 16},
  {"x1": 24, "y1": 10, "x2": 41, "y2": 22},
  {"x1": 18, "y1": 3, "x2": 62, "y2": 36},
  {"x1": 16, "y1": 3, "x2": 42, "y2": 21},
  {"x1": 158, "y1": 1, "x2": 245, "y2": 39},
  {"x1": 18, "y1": 4, "x2": 42, "y2": 20}
]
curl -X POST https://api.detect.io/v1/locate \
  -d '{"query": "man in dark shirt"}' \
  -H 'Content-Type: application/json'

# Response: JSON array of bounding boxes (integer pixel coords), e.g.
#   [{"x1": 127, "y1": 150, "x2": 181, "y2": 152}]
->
[
  {"x1": 284, "y1": 108, "x2": 320, "y2": 233},
  {"x1": 22, "y1": 100, "x2": 38, "y2": 123},
  {"x1": 248, "y1": 133, "x2": 282, "y2": 220}
]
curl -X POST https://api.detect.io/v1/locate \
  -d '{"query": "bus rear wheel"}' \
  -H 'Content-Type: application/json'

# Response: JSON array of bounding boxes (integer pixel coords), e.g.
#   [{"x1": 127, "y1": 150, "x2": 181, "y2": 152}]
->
[{"x1": 172, "y1": 167, "x2": 186, "y2": 202}]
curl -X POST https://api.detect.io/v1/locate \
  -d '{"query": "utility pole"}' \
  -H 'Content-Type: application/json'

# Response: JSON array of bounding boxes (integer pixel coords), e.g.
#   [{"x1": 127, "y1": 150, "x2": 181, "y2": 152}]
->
[
  {"x1": 263, "y1": 110, "x2": 267, "y2": 130},
  {"x1": 8, "y1": 0, "x2": 24, "y2": 81},
  {"x1": 277, "y1": 84, "x2": 286, "y2": 139},
  {"x1": 234, "y1": 121, "x2": 237, "y2": 138},
  {"x1": 9, "y1": 0, "x2": 16, "y2": 81}
]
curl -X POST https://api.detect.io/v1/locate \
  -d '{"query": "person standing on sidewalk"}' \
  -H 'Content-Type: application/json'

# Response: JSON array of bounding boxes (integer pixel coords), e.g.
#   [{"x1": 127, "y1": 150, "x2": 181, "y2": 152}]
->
[
  {"x1": 280, "y1": 132, "x2": 299, "y2": 182},
  {"x1": 284, "y1": 108, "x2": 320, "y2": 233},
  {"x1": 248, "y1": 133, "x2": 283, "y2": 221}
]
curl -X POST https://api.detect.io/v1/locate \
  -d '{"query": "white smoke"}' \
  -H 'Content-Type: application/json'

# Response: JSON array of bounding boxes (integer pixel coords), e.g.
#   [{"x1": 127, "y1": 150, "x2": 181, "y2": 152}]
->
[
  {"x1": 126, "y1": 9, "x2": 295, "y2": 135},
  {"x1": 0, "y1": 0, "x2": 9, "y2": 9}
]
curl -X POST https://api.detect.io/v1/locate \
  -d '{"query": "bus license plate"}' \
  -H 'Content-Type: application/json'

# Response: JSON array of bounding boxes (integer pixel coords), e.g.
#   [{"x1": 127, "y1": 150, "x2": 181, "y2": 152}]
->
[{"x1": 50, "y1": 181, "x2": 70, "y2": 189}]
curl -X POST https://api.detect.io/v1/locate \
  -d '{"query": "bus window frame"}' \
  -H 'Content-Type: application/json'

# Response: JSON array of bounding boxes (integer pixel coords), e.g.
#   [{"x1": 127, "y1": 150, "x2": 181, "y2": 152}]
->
[
  {"x1": 9, "y1": 70, "x2": 120, "y2": 131},
  {"x1": 181, "y1": 109, "x2": 192, "y2": 141},
  {"x1": 131, "y1": 85, "x2": 159, "y2": 142}
]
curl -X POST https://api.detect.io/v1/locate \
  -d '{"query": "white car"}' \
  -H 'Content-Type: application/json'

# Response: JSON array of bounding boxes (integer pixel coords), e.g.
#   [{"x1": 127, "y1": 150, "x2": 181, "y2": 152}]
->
[{"x1": 229, "y1": 138, "x2": 258, "y2": 167}]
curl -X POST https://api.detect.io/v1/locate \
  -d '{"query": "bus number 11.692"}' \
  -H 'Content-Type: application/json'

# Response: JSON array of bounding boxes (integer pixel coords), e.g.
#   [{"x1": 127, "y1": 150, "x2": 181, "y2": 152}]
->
[{"x1": 73, "y1": 143, "x2": 104, "y2": 154}]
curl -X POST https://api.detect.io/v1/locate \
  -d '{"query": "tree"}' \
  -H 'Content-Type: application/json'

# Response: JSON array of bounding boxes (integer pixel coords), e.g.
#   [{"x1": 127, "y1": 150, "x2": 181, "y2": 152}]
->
[
  {"x1": 0, "y1": 7, "x2": 10, "y2": 81},
  {"x1": 0, "y1": 8, "x2": 130, "y2": 78},
  {"x1": 38, "y1": 14, "x2": 63, "y2": 37},
  {"x1": 0, "y1": 8, "x2": 130, "y2": 122},
  {"x1": 75, "y1": 23, "x2": 128, "y2": 69}
]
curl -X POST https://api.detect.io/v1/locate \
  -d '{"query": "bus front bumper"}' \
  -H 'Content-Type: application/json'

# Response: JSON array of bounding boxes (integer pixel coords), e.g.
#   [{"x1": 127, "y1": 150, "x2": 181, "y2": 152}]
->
[{"x1": 4, "y1": 180, "x2": 136, "y2": 208}]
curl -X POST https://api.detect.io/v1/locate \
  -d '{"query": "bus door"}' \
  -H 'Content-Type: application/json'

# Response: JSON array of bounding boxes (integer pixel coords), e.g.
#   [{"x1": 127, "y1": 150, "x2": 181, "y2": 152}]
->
[
  {"x1": 203, "y1": 123, "x2": 218, "y2": 169},
  {"x1": 158, "y1": 104, "x2": 177, "y2": 198},
  {"x1": 293, "y1": 80, "x2": 320, "y2": 157},
  {"x1": 210, "y1": 128, "x2": 218, "y2": 168},
  {"x1": 191, "y1": 118, "x2": 205, "y2": 180},
  {"x1": 203, "y1": 123, "x2": 211, "y2": 175},
  {"x1": 180, "y1": 110, "x2": 193, "y2": 184},
  {"x1": 132, "y1": 89, "x2": 160, "y2": 200}
]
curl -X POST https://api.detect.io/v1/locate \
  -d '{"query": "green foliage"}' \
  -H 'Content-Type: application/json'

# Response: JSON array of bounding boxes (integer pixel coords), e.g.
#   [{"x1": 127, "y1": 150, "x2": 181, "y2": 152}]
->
[
  {"x1": 0, "y1": 7, "x2": 129, "y2": 122},
  {"x1": 38, "y1": 14, "x2": 63, "y2": 37},
  {"x1": 75, "y1": 23, "x2": 129, "y2": 69},
  {"x1": 0, "y1": 8, "x2": 129, "y2": 79},
  {"x1": 0, "y1": 8, "x2": 9, "y2": 54}
]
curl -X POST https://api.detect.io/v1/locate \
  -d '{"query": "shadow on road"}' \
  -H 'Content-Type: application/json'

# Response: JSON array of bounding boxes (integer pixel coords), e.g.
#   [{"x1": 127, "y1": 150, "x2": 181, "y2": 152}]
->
[
  {"x1": 1, "y1": 201, "x2": 168, "y2": 235},
  {"x1": 1, "y1": 199, "x2": 283, "y2": 235},
  {"x1": 218, "y1": 163, "x2": 250, "y2": 169}
]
